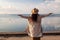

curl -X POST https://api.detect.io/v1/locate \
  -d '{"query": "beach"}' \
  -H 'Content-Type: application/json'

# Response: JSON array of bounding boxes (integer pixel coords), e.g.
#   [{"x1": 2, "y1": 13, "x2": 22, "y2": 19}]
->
[{"x1": 0, "y1": 34, "x2": 60, "y2": 40}]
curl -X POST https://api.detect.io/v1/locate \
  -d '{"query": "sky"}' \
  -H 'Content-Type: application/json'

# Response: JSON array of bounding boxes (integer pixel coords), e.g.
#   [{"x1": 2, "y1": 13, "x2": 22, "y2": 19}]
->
[{"x1": 0, "y1": 0, "x2": 60, "y2": 14}]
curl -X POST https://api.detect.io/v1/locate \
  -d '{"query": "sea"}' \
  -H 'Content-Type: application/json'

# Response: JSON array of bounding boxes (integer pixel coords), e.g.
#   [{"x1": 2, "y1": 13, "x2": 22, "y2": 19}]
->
[{"x1": 0, "y1": 14, "x2": 60, "y2": 33}]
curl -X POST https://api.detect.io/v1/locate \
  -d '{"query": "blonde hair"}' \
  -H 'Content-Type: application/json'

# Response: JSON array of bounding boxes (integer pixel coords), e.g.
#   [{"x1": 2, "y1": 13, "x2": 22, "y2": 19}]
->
[
  {"x1": 32, "y1": 8, "x2": 39, "y2": 14},
  {"x1": 31, "y1": 8, "x2": 39, "y2": 22}
]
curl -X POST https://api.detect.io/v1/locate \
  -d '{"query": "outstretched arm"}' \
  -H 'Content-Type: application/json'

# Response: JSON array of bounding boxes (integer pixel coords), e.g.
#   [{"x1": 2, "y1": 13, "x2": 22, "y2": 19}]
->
[
  {"x1": 18, "y1": 14, "x2": 29, "y2": 19},
  {"x1": 41, "y1": 13, "x2": 53, "y2": 18}
]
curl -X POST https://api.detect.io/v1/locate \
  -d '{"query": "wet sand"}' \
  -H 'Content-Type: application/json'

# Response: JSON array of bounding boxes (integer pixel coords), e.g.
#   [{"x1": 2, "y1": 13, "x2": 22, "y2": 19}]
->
[
  {"x1": 0, "y1": 35, "x2": 60, "y2": 40},
  {"x1": 0, "y1": 32, "x2": 60, "y2": 40}
]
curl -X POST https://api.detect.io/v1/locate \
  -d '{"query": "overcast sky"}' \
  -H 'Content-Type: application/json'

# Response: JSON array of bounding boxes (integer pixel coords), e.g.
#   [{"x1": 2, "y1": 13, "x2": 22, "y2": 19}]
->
[{"x1": 0, "y1": 0, "x2": 60, "y2": 14}]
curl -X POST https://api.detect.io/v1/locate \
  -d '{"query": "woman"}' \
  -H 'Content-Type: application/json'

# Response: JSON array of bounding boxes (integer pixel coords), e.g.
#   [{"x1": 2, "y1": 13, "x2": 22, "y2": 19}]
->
[{"x1": 18, "y1": 8, "x2": 52, "y2": 40}]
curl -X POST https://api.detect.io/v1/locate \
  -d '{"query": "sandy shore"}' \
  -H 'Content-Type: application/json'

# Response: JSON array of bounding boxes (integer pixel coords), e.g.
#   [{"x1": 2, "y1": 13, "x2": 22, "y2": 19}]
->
[{"x1": 0, "y1": 35, "x2": 60, "y2": 40}]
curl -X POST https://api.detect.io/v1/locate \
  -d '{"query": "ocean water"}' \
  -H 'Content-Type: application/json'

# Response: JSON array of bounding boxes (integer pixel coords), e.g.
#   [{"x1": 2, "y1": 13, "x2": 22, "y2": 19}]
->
[{"x1": 0, "y1": 14, "x2": 60, "y2": 32}]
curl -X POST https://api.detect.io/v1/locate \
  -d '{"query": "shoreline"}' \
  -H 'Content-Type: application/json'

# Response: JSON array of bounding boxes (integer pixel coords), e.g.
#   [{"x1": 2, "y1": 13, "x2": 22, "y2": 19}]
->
[
  {"x1": 0, "y1": 32, "x2": 59, "y2": 37},
  {"x1": 0, "y1": 32, "x2": 60, "y2": 40},
  {"x1": 0, "y1": 31, "x2": 60, "y2": 34},
  {"x1": 0, "y1": 34, "x2": 60, "y2": 40}
]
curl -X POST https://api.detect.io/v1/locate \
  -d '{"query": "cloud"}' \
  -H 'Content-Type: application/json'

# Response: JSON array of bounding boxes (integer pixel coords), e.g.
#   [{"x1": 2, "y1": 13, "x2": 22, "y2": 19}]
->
[
  {"x1": 0, "y1": 7, "x2": 24, "y2": 14},
  {"x1": 37, "y1": 0, "x2": 60, "y2": 14},
  {"x1": 55, "y1": 0, "x2": 60, "y2": 2},
  {"x1": 0, "y1": 0, "x2": 60, "y2": 14},
  {"x1": 1, "y1": 0, "x2": 45, "y2": 4}
]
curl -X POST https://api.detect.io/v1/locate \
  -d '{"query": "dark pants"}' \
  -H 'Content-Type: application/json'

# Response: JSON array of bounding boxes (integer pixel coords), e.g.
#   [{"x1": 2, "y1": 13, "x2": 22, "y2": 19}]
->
[{"x1": 33, "y1": 37, "x2": 40, "y2": 40}]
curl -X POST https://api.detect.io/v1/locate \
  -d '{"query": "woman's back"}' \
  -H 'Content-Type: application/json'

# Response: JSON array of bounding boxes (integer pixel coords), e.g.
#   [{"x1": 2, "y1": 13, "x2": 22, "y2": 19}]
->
[{"x1": 27, "y1": 15, "x2": 43, "y2": 37}]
